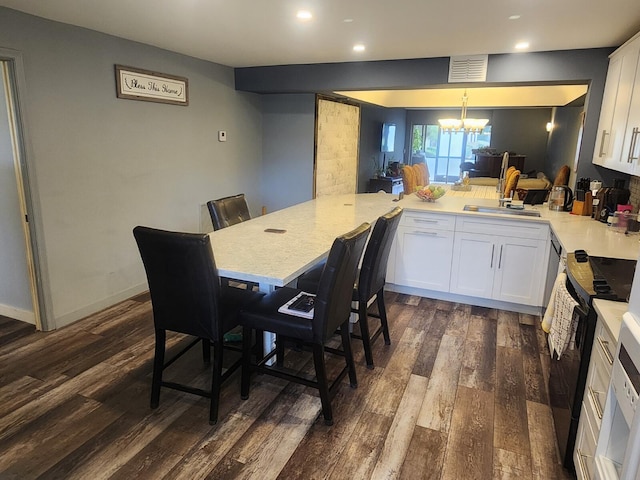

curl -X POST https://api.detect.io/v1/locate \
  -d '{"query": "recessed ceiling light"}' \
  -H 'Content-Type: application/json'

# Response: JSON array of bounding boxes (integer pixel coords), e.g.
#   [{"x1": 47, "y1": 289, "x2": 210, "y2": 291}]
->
[
  {"x1": 515, "y1": 42, "x2": 530, "y2": 50},
  {"x1": 343, "y1": 18, "x2": 354, "y2": 23},
  {"x1": 353, "y1": 44, "x2": 365, "y2": 52},
  {"x1": 296, "y1": 10, "x2": 312, "y2": 20},
  {"x1": 509, "y1": 15, "x2": 521, "y2": 20}
]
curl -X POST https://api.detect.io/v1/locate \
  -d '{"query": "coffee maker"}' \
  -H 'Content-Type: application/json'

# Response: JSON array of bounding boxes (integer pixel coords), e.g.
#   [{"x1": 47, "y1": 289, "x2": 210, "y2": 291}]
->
[{"x1": 595, "y1": 179, "x2": 631, "y2": 223}]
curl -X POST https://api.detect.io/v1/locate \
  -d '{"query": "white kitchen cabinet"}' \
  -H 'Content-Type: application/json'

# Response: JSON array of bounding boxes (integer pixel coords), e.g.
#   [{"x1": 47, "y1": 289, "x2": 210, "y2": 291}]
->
[
  {"x1": 393, "y1": 211, "x2": 455, "y2": 292},
  {"x1": 450, "y1": 217, "x2": 549, "y2": 306},
  {"x1": 592, "y1": 31, "x2": 640, "y2": 174}
]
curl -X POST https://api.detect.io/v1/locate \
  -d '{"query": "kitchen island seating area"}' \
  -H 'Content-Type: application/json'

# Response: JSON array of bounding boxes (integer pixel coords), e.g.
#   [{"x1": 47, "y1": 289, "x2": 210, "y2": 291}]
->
[
  {"x1": 239, "y1": 222, "x2": 371, "y2": 426},
  {"x1": 133, "y1": 226, "x2": 265, "y2": 424},
  {"x1": 297, "y1": 206, "x2": 404, "y2": 368}
]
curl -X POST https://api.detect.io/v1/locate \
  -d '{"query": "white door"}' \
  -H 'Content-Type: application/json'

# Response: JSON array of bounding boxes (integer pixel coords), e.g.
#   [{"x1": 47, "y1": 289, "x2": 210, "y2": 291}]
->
[
  {"x1": 492, "y1": 237, "x2": 546, "y2": 305},
  {"x1": 450, "y1": 232, "x2": 495, "y2": 298}
]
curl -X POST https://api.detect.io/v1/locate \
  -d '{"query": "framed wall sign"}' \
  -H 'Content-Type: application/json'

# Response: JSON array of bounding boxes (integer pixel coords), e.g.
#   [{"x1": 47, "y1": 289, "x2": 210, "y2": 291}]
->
[{"x1": 115, "y1": 65, "x2": 189, "y2": 106}]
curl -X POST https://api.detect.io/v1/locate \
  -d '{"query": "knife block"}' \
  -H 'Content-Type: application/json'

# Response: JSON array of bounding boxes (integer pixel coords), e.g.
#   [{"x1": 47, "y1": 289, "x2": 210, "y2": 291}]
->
[{"x1": 571, "y1": 191, "x2": 593, "y2": 216}]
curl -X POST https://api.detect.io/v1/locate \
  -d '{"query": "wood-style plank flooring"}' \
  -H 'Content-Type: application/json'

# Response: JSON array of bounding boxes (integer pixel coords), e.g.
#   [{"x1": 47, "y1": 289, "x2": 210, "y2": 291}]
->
[{"x1": 0, "y1": 293, "x2": 574, "y2": 479}]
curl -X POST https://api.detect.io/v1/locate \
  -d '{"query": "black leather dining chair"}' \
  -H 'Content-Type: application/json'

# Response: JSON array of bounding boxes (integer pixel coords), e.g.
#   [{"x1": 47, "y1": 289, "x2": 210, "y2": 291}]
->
[
  {"x1": 238, "y1": 222, "x2": 371, "y2": 426},
  {"x1": 133, "y1": 226, "x2": 264, "y2": 424},
  {"x1": 207, "y1": 193, "x2": 257, "y2": 292},
  {"x1": 297, "y1": 207, "x2": 403, "y2": 369},
  {"x1": 207, "y1": 193, "x2": 251, "y2": 231}
]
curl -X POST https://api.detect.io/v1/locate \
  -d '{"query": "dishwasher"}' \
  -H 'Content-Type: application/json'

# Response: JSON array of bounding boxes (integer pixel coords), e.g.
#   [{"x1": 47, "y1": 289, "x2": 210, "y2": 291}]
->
[{"x1": 544, "y1": 229, "x2": 563, "y2": 309}]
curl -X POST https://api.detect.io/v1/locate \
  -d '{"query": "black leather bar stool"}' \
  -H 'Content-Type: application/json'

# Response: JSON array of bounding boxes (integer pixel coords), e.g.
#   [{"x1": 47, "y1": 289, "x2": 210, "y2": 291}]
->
[
  {"x1": 238, "y1": 222, "x2": 371, "y2": 425},
  {"x1": 297, "y1": 207, "x2": 403, "y2": 369},
  {"x1": 133, "y1": 226, "x2": 264, "y2": 424}
]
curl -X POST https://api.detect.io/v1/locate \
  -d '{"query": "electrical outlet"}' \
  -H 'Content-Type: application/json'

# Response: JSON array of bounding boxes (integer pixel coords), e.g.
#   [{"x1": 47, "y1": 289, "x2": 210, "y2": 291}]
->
[{"x1": 218, "y1": 130, "x2": 227, "y2": 142}]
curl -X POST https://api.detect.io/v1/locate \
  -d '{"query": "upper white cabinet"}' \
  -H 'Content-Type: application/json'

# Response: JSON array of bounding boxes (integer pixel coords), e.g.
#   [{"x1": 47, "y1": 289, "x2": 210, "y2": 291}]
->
[
  {"x1": 592, "y1": 32, "x2": 640, "y2": 174},
  {"x1": 450, "y1": 217, "x2": 549, "y2": 306}
]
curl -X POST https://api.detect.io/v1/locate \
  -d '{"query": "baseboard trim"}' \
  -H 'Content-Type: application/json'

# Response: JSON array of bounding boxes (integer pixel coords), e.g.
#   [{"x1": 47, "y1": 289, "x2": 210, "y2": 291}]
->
[
  {"x1": 385, "y1": 284, "x2": 544, "y2": 316},
  {"x1": 53, "y1": 283, "x2": 148, "y2": 329},
  {"x1": 0, "y1": 303, "x2": 35, "y2": 324}
]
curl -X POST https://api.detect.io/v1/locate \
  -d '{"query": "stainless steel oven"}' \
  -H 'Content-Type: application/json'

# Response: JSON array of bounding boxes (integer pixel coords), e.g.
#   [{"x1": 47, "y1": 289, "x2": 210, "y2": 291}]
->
[{"x1": 549, "y1": 252, "x2": 636, "y2": 473}]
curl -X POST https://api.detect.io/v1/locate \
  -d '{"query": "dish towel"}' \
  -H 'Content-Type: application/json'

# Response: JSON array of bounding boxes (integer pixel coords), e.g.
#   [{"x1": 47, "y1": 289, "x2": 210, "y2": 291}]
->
[
  {"x1": 542, "y1": 272, "x2": 567, "y2": 333},
  {"x1": 548, "y1": 279, "x2": 579, "y2": 358}
]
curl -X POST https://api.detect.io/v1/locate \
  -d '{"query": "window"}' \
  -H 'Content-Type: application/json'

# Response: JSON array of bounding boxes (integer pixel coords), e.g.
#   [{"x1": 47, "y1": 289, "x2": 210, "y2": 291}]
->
[{"x1": 411, "y1": 124, "x2": 492, "y2": 183}]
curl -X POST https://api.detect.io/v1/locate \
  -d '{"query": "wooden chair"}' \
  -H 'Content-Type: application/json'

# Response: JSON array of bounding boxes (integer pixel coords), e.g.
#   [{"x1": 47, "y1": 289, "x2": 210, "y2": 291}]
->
[
  {"x1": 133, "y1": 226, "x2": 264, "y2": 424},
  {"x1": 401, "y1": 165, "x2": 417, "y2": 194},
  {"x1": 297, "y1": 207, "x2": 403, "y2": 368},
  {"x1": 239, "y1": 223, "x2": 371, "y2": 425}
]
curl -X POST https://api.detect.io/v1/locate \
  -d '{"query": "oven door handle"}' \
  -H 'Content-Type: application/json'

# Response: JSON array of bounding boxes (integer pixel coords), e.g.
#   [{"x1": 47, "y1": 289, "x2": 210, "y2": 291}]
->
[{"x1": 573, "y1": 306, "x2": 588, "y2": 349}]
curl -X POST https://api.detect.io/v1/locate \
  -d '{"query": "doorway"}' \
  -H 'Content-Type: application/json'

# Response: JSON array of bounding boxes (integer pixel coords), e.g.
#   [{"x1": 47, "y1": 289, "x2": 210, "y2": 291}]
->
[{"x1": 0, "y1": 56, "x2": 43, "y2": 330}]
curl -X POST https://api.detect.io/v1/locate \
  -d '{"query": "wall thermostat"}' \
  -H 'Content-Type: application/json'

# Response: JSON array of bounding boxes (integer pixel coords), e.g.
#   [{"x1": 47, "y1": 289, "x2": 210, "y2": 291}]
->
[{"x1": 218, "y1": 130, "x2": 227, "y2": 142}]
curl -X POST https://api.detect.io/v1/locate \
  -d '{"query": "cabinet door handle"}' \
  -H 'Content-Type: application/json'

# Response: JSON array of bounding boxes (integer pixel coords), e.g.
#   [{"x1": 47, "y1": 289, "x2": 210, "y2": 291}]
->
[
  {"x1": 412, "y1": 231, "x2": 438, "y2": 236},
  {"x1": 597, "y1": 336, "x2": 614, "y2": 365},
  {"x1": 599, "y1": 129, "x2": 609, "y2": 157},
  {"x1": 588, "y1": 386, "x2": 604, "y2": 420},
  {"x1": 490, "y1": 244, "x2": 495, "y2": 268},
  {"x1": 498, "y1": 245, "x2": 504, "y2": 269},
  {"x1": 577, "y1": 448, "x2": 592, "y2": 480},
  {"x1": 413, "y1": 218, "x2": 439, "y2": 224},
  {"x1": 628, "y1": 127, "x2": 639, "y2": 163}
]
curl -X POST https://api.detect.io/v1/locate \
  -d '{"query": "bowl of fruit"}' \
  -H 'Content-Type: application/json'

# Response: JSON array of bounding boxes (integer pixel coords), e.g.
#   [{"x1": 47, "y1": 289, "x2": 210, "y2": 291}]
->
[{"x1": 415, "y1": 185, "x2": 446, "y2": 202}]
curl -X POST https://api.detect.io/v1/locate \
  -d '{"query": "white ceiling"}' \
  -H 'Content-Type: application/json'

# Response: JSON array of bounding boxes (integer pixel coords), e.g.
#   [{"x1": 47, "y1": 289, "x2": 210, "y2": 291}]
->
[{"x1": 1, "y1": 0, "x2": 639, "y2": 68}]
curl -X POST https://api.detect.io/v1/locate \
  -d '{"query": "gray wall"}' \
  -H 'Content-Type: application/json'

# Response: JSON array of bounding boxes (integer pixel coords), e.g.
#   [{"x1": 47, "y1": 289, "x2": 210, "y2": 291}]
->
[
  {"x1": 546, "y1": 106, "x2": 585, "y2": 182},
  {"x1": 261, "y1": 94, "x2": 315, "y2": 212},
  {"x1": 489, "y1": 109, "x2": 553, "y2": 175},
  {"x1": 359, "y1": 106, "x2": 406, "y2": 192},
  {"x1": 0, "y1": 8, "x2": 264, "y2": 328},
  {"x1": 0, "y1": 67, "x2": 33, "y2": 320}
]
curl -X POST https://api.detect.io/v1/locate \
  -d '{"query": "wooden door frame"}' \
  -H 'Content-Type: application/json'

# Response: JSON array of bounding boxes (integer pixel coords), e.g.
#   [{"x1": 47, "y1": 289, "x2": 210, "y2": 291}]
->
[{"x1": 1, "y1": 49, "x2": 51, "y2": 331}]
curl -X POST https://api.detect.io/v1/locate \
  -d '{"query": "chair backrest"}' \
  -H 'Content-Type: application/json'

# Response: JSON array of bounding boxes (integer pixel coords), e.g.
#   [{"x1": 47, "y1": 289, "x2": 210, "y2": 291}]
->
[
  {"x1": 207, "y1": 193, "x2": 251, "y2": 231},
  {"x1": 401, "y1": 165, "x2": 417, "y2": 194},
  {"x1": 313, "y1": 223, "x2": 371, "y2": 343},
  {"x1": 133, "y1": 226, "x2": 224, "y2": 342},
  {"x1": 411, "y1": 164, "x2": 425, "y2": 187},
  {"x1": 553, "y1": 165, "x2": 570, "y2": 186},
  {"x1": 417, "y1": 163, "x2": 430, "y2": 186},
  {"x1": 358, "y1": 207, "x2": 403, "y2": 301}
]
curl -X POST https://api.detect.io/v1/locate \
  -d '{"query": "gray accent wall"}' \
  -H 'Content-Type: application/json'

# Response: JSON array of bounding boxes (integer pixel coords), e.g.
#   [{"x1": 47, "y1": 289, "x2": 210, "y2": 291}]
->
[
  {"x1": 0, "y1": 8, "x2": 264, "y2": 328},
  {"x1": 261, "y1": 94, "x2": 315, "y2": 211},
  {"x1": 0, "y1": 67, "x2": 33, "y2": 321}
]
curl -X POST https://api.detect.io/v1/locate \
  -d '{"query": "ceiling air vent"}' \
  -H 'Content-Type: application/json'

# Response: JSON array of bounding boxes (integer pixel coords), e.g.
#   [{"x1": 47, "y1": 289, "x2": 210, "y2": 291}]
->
[{"x1": 448, "y1": 55, "x2": 488, "y2": 83}]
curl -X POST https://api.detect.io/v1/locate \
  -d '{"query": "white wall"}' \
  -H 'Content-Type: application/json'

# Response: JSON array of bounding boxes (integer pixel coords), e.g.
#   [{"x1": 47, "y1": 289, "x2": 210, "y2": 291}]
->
[
  {"x1": 0, "y1": 8, "x2": 264, "y2": 328},
  {"x1": 0, "y1": 66, "x2": 33, "y2": 322}
]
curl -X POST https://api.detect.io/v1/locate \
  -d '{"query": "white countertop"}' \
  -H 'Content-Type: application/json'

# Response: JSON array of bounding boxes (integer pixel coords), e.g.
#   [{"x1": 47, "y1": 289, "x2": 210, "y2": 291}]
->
[
  {"x1": 396, "y1": 185, "x2": 640, "y2": 261},
  {"x1": 593, "y1": 298, "x2": 629, "y2": 343}
]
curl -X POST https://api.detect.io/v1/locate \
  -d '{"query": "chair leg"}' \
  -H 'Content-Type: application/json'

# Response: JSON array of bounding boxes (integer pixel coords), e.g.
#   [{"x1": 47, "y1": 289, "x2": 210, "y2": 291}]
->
[
  {"x1": 312, "y1": 344, "x2": 333, "y2": 426},
  {"x1": 358, "y1": 300, "x2": 375, "y2": 369},
  {"x1": 209, "y1": 341, "x2": 224, "y2": 425},
  {"x1": 241, "y1": 326, "x2": 252, "y2": 400},
  {"x1": 202, "y1": 338, "x2": 211, "y2": 363},
  {"x1": 151, "y1": 329, "x2": 166, "y2": 409},
  {"x1": 275, "y1": 334, "x2": 285, "y2": 367},
  {"x1": 377, "y1": 289, "x2": 391, "y2": 345},
  {"x1": 340, "y1": 320, "x2": 358, "y2": 388}
]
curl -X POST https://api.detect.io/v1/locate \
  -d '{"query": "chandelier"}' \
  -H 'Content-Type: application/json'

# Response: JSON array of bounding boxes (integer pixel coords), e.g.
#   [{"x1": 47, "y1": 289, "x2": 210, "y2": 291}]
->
[{"x1": 438, "y1": 91, "x2": 489, "y2": 133}]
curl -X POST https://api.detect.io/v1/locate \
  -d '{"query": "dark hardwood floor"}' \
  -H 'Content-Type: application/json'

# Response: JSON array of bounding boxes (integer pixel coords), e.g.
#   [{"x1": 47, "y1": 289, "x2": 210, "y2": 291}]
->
[{"x1": 0, "y1": 293, "x2": 574, "y2": 479}]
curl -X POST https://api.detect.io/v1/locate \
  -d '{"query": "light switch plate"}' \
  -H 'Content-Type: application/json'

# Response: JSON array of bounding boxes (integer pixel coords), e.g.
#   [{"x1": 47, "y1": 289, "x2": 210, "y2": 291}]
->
[{"x1": 218, "y1": 130, "x2": 227, "y2": 142}]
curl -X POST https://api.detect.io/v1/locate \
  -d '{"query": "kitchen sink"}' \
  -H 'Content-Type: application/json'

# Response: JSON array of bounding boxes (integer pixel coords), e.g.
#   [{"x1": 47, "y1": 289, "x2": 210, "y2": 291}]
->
[{"x1": 463, "y1": 204, "x2": 541, "y2": 217}]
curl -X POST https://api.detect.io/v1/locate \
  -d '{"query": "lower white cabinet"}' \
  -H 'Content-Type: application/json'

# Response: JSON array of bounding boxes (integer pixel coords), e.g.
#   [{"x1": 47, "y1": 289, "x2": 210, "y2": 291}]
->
[
  {"x1": 450, "y1": 217, "x2": 549, "y2": 306},
  {"x1": 394, "y1": 225, "x2": 455, "y2": 292},
  {"x1": 389, "y1": 211, "x2": 550, "y2": 308},
  {"x1": 574, "y1": 316, "x2": 616, "y2": 480}
]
